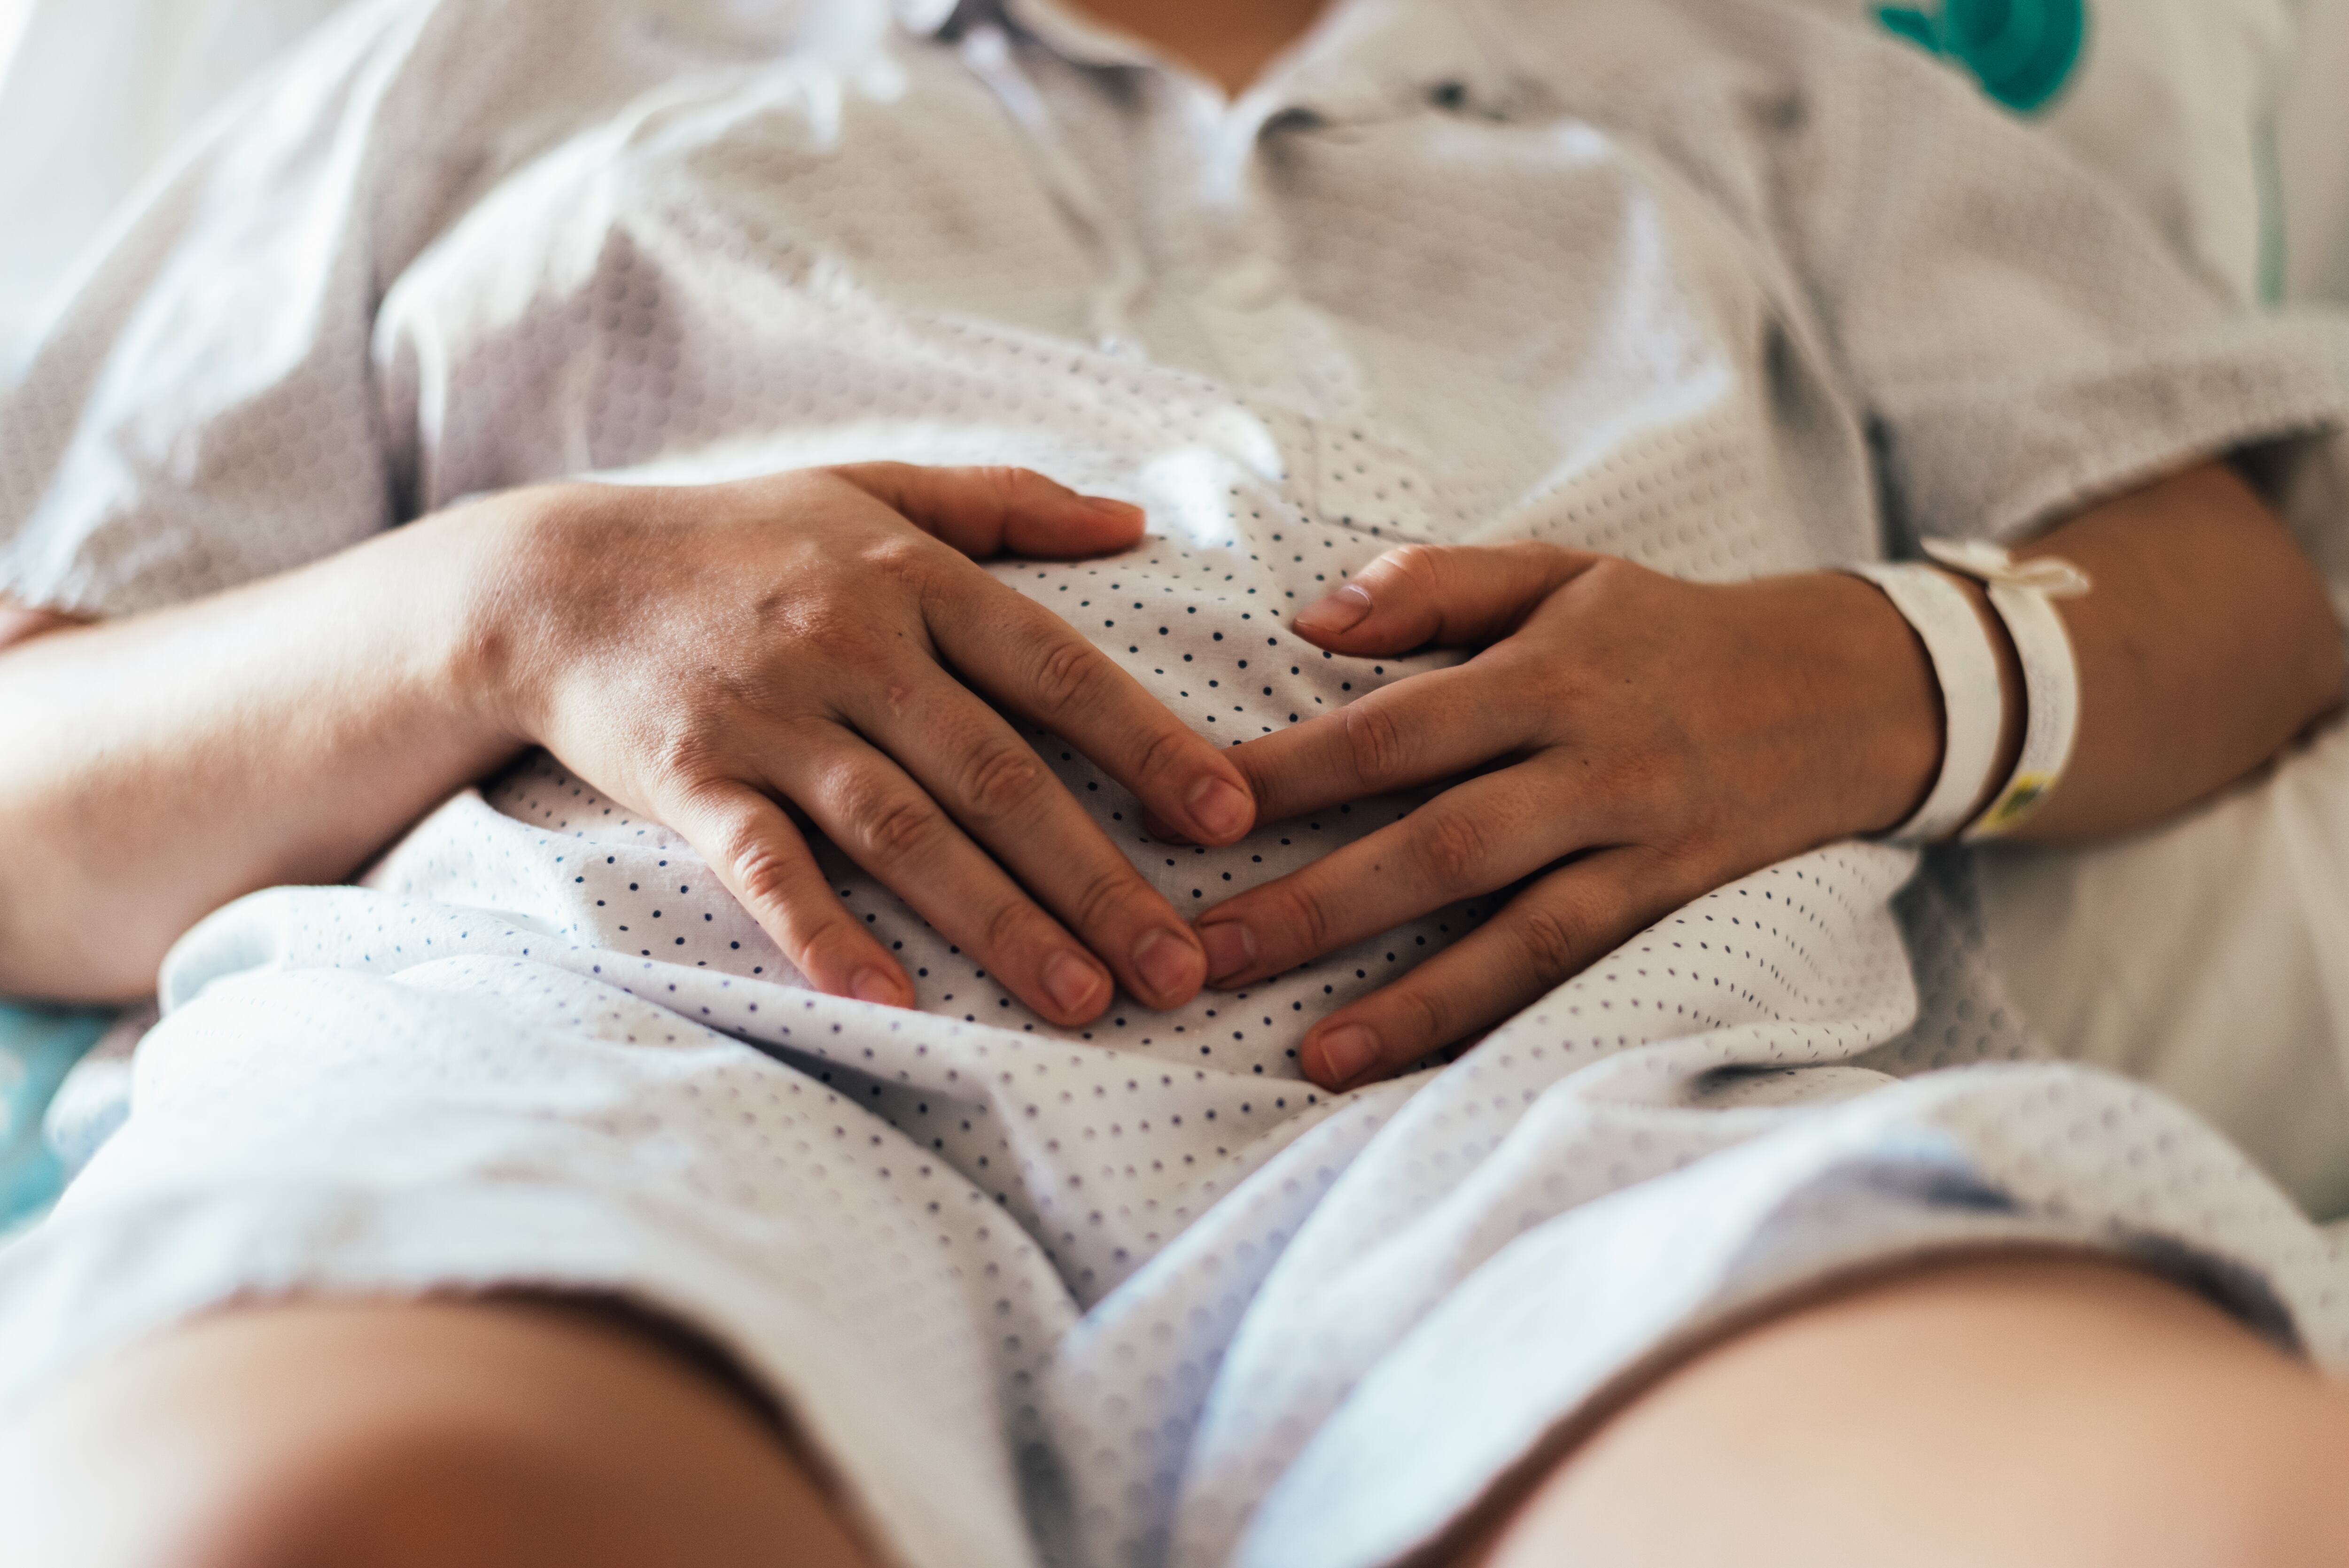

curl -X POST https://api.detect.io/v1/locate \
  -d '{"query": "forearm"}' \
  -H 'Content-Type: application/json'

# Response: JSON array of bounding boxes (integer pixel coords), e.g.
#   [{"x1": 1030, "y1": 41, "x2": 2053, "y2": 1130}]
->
[
  {"x1": 1814, "y1": 460, "x2": 2345, "y2": 846},
  {"x1": 1201, "y1": 459, "x2": 2348, "y2": 1084},
  {"x1": 0, "y1": 502, "x2": 531, "y2": 1002},
  {"x1": 1999, "y1": 462, "x2": 2345, "y2": 838}
]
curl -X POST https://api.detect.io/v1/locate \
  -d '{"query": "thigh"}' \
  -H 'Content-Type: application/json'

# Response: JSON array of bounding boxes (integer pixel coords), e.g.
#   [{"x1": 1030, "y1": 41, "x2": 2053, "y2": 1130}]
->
[
  {"x1": 1453, "y1": 1254, "x2": 2349, "y2": 1568},
  {"x1": 0, "y1": 1295, "x2": 879, "y2": 1568},
  {"x1": 0, "y1": 955, "x2": 1070, "y2": 1568}
]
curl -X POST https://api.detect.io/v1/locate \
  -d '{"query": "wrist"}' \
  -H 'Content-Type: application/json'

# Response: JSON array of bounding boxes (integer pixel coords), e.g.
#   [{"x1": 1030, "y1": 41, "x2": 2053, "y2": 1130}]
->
[
  {"x1": 1705, "y1": 571, "x2": 1945, "y2": 844},
  {"x1": 1804, "y1": 570, "x2": 1949, "y2": 836},
  {"x1": 1716, "y1": 568, "x2": 1992, "y2": 843},
  {"x1": 415, "y1": 482, "x2": 593, "y2": 757},
  {"x1": 1937, "y1": 572, "x2": 2026, "y2": 827},
  {"x1": 1797, "y1": 567, "x2": 2025, "y2": 842}
]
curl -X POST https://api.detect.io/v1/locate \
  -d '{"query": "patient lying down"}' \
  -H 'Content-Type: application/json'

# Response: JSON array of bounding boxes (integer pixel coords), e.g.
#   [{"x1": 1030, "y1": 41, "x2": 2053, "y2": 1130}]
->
[{"x1": 2, "y1": 0, "x2": 2349, "y2": 1562}]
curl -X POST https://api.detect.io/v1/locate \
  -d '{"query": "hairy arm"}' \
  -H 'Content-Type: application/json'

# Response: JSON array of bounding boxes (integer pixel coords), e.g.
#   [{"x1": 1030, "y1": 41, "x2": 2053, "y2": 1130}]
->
[{"x1": 1198, "y1": 462, "x2": 2347, "y2": 1088}]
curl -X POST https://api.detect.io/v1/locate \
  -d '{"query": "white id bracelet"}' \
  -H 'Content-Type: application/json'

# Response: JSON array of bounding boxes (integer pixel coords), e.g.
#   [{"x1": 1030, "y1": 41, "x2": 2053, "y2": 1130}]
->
[
  {"x1": 1842, "y1": 562, "x2": 2007, "y2": 844},
  {"x1": 1921, "y1": 538, "x2": 2092, "y2": 840}
]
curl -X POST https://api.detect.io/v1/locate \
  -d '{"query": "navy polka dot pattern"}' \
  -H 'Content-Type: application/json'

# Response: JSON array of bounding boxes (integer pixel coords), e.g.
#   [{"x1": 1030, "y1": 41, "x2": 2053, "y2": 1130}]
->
[{"x1": 3, "y1": 2, "x2": 2348, "y2": 1567}]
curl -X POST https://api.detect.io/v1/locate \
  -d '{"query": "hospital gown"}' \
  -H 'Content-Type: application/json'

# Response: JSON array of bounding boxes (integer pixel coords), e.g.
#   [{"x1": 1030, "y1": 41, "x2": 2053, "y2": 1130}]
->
[{"x1": 4, "y1": 0, "x2": 2349, "y2": 1564}]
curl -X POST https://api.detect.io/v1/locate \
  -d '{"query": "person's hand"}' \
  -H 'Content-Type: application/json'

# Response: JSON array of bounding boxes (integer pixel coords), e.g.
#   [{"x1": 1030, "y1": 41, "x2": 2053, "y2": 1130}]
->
[
  {"x1": 482, "y1": 463, "x2": 1256, "y2": 1025},
  {"x1": 1190, "y1": 543, "x2": 1945, "y2": 1090}
]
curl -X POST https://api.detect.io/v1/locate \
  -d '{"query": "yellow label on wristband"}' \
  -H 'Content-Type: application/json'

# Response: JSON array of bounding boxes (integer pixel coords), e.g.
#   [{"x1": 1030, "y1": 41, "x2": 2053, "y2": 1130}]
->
[
  {"x1": 1961, "y1": 580, "x2": 2082, "y2": 842},
  {"x1": 1971, "y1": 773, "x2": 2054, "y2": 838}
]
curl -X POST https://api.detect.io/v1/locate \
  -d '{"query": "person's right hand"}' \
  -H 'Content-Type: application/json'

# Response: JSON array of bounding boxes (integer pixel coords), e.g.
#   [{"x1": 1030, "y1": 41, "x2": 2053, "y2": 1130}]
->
[{"x1": 480, "y1": 463, "x2": 1256, "y2": 1025}]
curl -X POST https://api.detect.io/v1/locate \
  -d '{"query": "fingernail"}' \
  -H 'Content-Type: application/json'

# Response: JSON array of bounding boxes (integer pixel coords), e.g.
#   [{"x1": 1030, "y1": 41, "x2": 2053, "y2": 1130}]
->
[
  {"x1": 1084, "y1": 496, "x2": 1145, "y2": 526},
  {"x1": 1314, "y1": 1023, "x2": 1380, "y2": 1085},
  {"x1": 1187, "y1": 777, "x2": 1252, "y2": 841},
  {"x1": 1132, "y1": 927, "x2": 1203, "y2": 1001},
  {"x1": 1043, "y1": 950, "x2": 1107, "y2": 1016},
  {"x1": 1297, "y1": 584, "x2": 1373, "y2": 636},
  {"x1": 1198, "y1": 920, "x2": 1255, "y2": 985},
  {"x1": 852, "y1": 968, "x2": 904, "y2": 1006}
]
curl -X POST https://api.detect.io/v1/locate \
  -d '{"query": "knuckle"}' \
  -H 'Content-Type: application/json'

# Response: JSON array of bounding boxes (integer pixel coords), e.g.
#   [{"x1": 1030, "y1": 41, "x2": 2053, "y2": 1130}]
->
[
  {"x1": 973, "y1": 464, "x2": 1037, "y2": 512},
  {"x1": 956, "y1": 736, "x2": 1053, "y2": 821},
  {"x1": 1027, "y1": 632, "x2": 1112, "y2": 718},
  {"x1": 1068, "y1": 863, "x2": 1144, "y2": 936},
  {"x1": 1131, "y1": 723, "x2": 1203, "y2": 793},
  {"x1": 648, "y1": 726, "x2": 728, "y2": 791},
  {"x1": 725, "y1": 834, "x2": 799, "y2": 917},
  {"x1": 1539, "y1": 659, "x2": 1597, "y2": 711},
  {"x1": 1416, "y1": 811, "x2": 1492, "y2": 888},
  {"x1": 1385, "y1": 984, "x2": 1453, "y2": 1054},
  {"x1": 854, "y1": 790, "x2": 942, "y2": 867},
  {"x1": 1266, "y1": 881, "x2": 1337, "y2": 958},
  {"x1": 980, "y1": 893, "x2": 1051, "y2": 959},
  {"x1": 1379, "y1": 543, "x2": 1447, "y2": 594},
  {"x1": 796, "y1": 924, "x2": 866, "y2": 978},
  {"x1": 1514, "y1": 540, "x2": 1574, "y2": 574},
  {"x1": 1592, "y1": 740, "x2": 1677, "y2": 812},
  {"x1": 862, "y1": 535, "x2": 941, "y2": 592},
  {"x1": 1575, "y1": 554, "x2": 1648, "y2": 601},
  {"x1": 1512, "y1": 901, "x2": 1586, "y2": 980},
  {"x1": 1339, "y1": 699, "x2": 1413, "y2": 785},
  {"x1": 868, "y1": 797, "x2": 942, "y2": 866}
]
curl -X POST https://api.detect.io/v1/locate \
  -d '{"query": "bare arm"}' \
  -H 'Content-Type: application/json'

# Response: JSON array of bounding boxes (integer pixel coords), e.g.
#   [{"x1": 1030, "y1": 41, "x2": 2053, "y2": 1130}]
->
[
  {"x1": 2001, "y1": 462, "x2": 2345, "y2": 837},
  {"x1": 0, "y1": 509, "x2": 519, "y2": 1001},
  {"x1": 1197, "y1": 462, "x2": 2347, "y2": 1088},
  {"x1": 0, "y1": 466, "x2": 1258, "y2": 1010}
]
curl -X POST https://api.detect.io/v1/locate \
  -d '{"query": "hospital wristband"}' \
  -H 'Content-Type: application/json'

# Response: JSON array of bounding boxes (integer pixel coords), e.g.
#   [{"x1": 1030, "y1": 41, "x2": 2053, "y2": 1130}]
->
[
  {"x1": 1842, "y1": 561, "x2": 2007, "y2": 845},
  {"x1": 1921, "y1": 538, "x2": 2092, "y2": 840}
]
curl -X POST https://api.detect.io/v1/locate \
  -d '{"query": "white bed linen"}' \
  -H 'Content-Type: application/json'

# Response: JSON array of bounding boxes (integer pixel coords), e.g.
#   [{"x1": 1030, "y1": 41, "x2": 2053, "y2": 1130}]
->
[{"x1": 1980, "y1": 719, "x2": 2349, "y2": 1219}]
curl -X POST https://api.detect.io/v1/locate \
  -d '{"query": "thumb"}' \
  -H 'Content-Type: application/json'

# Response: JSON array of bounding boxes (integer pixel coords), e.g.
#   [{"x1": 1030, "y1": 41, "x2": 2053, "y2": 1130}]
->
[
  {"x1": 832, "y1": 461, "x2": 1145, "y2": 559},
  {"x1": 1293, "y1": 542, "x2": 1593, "y2": 653}
]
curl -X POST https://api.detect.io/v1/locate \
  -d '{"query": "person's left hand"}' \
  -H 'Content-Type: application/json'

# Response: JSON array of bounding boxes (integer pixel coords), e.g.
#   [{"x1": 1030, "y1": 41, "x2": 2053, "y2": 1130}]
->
[{"x1": 1190, "y1": 542, "x2": 1948, "y2": 1092}]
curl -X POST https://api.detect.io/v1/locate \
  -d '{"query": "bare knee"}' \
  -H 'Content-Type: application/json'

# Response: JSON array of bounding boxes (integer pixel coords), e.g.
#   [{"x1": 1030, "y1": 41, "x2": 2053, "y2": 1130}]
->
[
  {"x1": 1461, "y1": 1254, "x2": 2349, "y2": 1568},
  {"x1": 0, "y1": 1298, "x2": 875, "y2": 1568}
]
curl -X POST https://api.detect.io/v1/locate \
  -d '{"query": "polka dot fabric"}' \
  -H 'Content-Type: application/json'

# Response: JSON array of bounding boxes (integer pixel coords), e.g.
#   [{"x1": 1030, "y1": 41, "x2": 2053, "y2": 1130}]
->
[{"x1": 4, "y1": 1, "x2": 2349, "y2": 1567}]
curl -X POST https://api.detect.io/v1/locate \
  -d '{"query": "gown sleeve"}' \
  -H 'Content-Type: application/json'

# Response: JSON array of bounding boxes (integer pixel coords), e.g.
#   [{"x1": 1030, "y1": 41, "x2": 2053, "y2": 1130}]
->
[{"x1": 1753, "y1": 3, "x2": 2349, "y2": 544}]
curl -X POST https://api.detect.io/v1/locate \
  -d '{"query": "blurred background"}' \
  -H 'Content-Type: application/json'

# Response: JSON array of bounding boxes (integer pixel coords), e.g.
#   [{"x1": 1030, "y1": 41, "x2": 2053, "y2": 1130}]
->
[{"x1": 0, "y1": 0, "x2": 2345, "y2": 384}]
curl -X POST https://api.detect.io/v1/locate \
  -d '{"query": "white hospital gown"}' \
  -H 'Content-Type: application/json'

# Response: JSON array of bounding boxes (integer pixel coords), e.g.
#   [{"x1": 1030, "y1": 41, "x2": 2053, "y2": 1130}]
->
[{"x1": 5, "y1": 0, "x2": 2349, "y2": 1564}]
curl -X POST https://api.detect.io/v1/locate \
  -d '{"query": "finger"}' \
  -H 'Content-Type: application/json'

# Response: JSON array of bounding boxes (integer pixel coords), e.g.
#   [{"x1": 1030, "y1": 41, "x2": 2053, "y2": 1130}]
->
[
  {"x1": 660, "y1": 779, "x2": 914, "y2": 1007},
  {"x1": 1225, "y1": 663, "x2": 1532, "y2": 827},
  {"x1": 929, "y1": 572, "x2": 1258, "y2": 846},
  {"x1": 832, "y1": 461, "x2": 1146, "y2": 560},
  {"x1": 846, "y1": 660, "x2": 1211, "y2": 1009},
  {"x1": 1298, "y1": 848, "x2": 1675, "y2": 1092},
  {"x1": 1294, "y1": 542, "x2": 1595, "y2": 655},
  {"x1": 1194, "y1": 761, "x2": 1585, "y2": 988},
  {"x1": 778, "y1": 726, "x2": 1124, "y2": 1028}
]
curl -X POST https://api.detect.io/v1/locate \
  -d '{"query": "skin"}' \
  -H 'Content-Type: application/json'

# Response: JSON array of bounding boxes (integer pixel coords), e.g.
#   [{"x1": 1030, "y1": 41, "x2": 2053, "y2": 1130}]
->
[
  {"x1": 0, "y1": 465, "x2": 1255, "y2": 1017},
  {"x1": 4, "y1": 2, "x2": 2348, "y2": 1563},
  {"x1": 1457, "y1": 1255, "x2": 2349, "y2": 1568},
  {"x1": 5, "y1": 1257, "x2": 2348, "y2": 1568},
  {"x1": 1071, "y1": 0, "x2": 1329, "y2": 95},
  {"x1": 0, "y1": 1298, "x2": 879, "y2": 1568},
  {"x1": 1202, "y1": 461, "x2": 2347, "y2": 1090}
]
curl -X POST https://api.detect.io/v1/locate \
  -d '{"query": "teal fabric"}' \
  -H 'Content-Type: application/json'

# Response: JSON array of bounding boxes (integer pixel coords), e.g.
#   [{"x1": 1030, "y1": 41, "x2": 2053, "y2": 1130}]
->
[
  {"x1": 1878, "y1": 0, "x2": 2290, "y2": 311},
  {"x1": 0, "y1": 1003, "x2": 112, "y2": 1226},
  {"x1": 1876, "y1": 0, "x2": 2088, "y2": 115}
]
